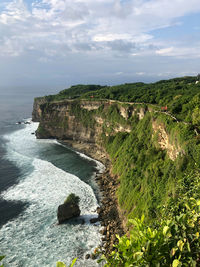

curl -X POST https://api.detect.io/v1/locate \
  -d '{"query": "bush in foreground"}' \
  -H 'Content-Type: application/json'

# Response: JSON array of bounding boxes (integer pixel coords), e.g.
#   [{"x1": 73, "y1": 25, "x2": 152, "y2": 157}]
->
[{"x1": 99, "y1": 172, "x2": 200, "y2": 266}]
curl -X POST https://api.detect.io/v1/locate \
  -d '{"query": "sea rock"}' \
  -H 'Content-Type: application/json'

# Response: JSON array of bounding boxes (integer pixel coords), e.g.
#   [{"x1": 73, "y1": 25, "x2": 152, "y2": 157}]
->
[
  {"x1": 90, "y1": 217, "x2": 99, "y2": 224},
  {"x1": 57, "y1": 202, "x2": 80, "y2": 224},
  {"x1": 85, "y1": 254, "x2": 90, "y2": 259}
]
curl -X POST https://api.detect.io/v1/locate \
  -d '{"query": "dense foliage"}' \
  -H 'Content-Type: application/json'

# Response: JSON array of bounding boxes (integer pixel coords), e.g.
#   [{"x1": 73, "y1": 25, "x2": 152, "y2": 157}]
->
[
  {"x1": 41, "y1": 84, "x2": 106, "y2": 102},
  {"x1": 41, "y1": 76, "x2": 200, "y2": 130},
  {"x1": 102, "y1": 171, "x2": 200, "y2": 266}
]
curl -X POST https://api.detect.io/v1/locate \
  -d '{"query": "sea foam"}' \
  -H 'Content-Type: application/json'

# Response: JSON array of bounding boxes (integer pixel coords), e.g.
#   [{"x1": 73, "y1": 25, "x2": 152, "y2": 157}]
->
[{"x1": 1, "y1": 122, "x2": 102, "y2": 266}]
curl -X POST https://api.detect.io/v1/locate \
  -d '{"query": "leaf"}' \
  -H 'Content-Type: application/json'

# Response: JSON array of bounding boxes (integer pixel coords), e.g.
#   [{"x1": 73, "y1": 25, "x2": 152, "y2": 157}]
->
[
  {"x1": 170, "y1": 248, "x2": 177, "y2": 257},
  {"x1": 177, "y1": 240, "x2": 184, "y2": 252},
  {"x1": 187, "y1": 242, "x2": 191, "y2": 252},
  {"x1": 163, "y1": 226, "x2": 170, "y2": 235},
  {"x1": 126, "y1": 240, "x2": 130, "y2": 247},
  {"x1": 141, "y1": 214, "x2": 145, "y2": 223},
  {"x1": 69, "y1": 258, "x2": 77, "y2": 267},
  {"x1": 0, "y1": 256, "x2": 5, "y2": 261},
  {"x1": 56, "y1": 262, "x2": 66, "y2": 267},
  {"x1": 184, "y1": 203, "x2": 191, "y2": 210},
  {"x1": 133, "y1": 252, "x2": 143, "y2": 260},
  {"x1": 172, "y1": 259, "x2": 181, "y2": 267}
]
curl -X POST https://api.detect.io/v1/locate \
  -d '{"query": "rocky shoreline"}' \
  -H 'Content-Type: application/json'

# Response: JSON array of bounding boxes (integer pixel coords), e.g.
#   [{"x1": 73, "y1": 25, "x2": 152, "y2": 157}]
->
[{"x1": 60, "y1": 140, "x2": 125, "y2": 257}]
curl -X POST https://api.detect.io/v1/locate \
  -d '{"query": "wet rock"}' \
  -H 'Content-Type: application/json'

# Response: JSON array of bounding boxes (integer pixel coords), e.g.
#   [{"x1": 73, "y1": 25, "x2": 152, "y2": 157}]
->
[
  {"x1": 90, "y1": 217, "x2": 99, "y2": 224},
  {"x1": 100, "y1": 227, "x2": 106, "y2": 235},
  {"x1": 85, "y1": 254, "x2": 90, "y2": 259},
  {"x1": 91, "y1": 253, "x2": 97, "y2": 260},
  {"x1": 57, "y1": 195, "x2": 81, "y2": 224},
  {"x1": 57, "y1": 202, "x2": 80, "y2": 224},
  {"x1": 96, "y1": 207, "x2": 101, "y2": 214}
]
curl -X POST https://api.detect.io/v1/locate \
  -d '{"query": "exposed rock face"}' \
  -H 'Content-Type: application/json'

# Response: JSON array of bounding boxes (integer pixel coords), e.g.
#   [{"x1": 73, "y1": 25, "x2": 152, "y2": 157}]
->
[
  {"x1": 33, "y1": 98, "x2": 184, "y2": 161},
  {"x1": 152, "y1": 121, "x2": 184, "y2": 161},
  {"x1": 32, "y1": 97, "x2": 47, "y2": 122},
  {"x1": 57, "y1": 202, "x2": 80, "y2": 224},
  {"x1": 32, "y1": 99, "x2": 141, "y2": 142}
]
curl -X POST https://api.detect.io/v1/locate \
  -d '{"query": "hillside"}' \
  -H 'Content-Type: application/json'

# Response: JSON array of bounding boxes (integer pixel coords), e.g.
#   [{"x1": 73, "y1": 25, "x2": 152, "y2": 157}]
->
[{"x1": 33, "y1": 76, "x2": 200, "y2": 266}]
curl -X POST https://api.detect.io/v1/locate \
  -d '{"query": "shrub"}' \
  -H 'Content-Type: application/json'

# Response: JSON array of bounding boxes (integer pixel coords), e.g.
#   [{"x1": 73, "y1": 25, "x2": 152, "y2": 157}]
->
[
  {"x1": 64, "y1": 193, "x2": 80, "y2": 205},
  {"x1": 101, "y1": 171, "x2": 200, "y2": 266}
]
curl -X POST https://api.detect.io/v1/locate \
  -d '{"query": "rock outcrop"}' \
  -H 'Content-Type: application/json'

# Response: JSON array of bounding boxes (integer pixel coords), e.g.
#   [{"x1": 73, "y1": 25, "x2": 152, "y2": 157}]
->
[
  {"x1": 152, "y1": 121, "x2": 185, "y2": 161},
  {"x1": 57, "y1": 193, "x2": 81, "y2": 224},
  {"x1": 32, "y1": 97, "x2": 47, "y2": 122},
  {"x1": 57, "y1": 202, "x2": 80, "y2": 224}
]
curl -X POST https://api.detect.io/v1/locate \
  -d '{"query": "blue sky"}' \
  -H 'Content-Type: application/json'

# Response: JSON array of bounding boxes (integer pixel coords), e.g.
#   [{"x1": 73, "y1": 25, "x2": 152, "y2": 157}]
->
[{"x1": 0, "y1": 0, "x2": 200, "y2": 93}]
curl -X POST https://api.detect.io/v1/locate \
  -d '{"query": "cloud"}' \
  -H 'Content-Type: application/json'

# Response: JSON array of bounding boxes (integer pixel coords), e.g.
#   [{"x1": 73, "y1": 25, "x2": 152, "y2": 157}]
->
[
  {"x1": 155, "y1": 45, "x2": 200, "y2": 58},
  {"x1": 0, "y1": 0, "x2": 200, "y2": 62}
]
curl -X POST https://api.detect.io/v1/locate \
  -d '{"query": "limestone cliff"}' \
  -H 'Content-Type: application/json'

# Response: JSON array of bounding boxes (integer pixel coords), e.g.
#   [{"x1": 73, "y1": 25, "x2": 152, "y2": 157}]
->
[
  {"x1": 33, "y1": 99, "x2": 146, "y2": 144},
  {"x1": 32, "y1": 97, "x2": 47, "y2": 122},
  {"x1": 33, "y1": 98, "x2": 183, "y2": 162},
  {"x1": 152, "y1": 121, "x2": 185, "y2": 161}
]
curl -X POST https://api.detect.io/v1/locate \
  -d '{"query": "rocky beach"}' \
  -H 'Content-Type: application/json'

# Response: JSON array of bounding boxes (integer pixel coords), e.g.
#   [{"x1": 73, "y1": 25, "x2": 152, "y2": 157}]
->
[{"x1": 61, "y1": 140, "x2": 125, "y2": 257}]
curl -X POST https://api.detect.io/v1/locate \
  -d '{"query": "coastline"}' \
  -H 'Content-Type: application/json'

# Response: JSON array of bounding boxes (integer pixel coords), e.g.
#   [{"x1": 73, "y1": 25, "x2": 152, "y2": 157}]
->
[{"x1": 60, "y1": 140, "x2": 125, "y2": 256}]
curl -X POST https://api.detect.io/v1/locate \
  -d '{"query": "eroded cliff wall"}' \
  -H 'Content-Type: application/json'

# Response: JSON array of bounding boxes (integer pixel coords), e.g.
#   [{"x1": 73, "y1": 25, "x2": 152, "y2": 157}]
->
[{"x1": 33, "y1": 98, "x2": 183, "y2": 161}]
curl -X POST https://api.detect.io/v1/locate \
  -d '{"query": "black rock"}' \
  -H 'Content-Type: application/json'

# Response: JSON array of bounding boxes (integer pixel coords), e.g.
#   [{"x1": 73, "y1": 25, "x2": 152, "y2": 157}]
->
[
  {"x1": 85, "y1": 254, "x2": 90, "y2": 259},
  {"x1": 57, "y1": 203, "x2": 80, "y2": 224},
  {"x1": 90, "y1": 217, "x2": 99, "y2": 224}
]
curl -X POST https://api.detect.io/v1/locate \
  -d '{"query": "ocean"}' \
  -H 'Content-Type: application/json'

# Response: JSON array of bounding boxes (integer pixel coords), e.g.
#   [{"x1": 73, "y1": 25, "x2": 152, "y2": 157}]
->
[{"x1": 0, "y1": 90, "x2": 103, "y2": 266}]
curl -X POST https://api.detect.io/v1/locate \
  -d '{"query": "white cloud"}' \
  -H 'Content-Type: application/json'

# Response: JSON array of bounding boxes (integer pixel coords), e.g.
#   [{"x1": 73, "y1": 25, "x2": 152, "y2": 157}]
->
[
  {"x1": 156, "y1": 47, "x2": 174, "y2": 55},
  {"x1": 0, "y1": 0, "x2": 200, "y2": 60},
  {"x1": 136, "y1": 72, "x2": 145, "y2": 75},
  {"x1": 156, "y1": 45, "x2": 200, "y2": 58}
]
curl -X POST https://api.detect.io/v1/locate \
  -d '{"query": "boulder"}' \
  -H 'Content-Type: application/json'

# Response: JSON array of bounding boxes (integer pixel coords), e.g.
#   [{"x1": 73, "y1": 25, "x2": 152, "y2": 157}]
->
[
  {"x1": 57, "y1": 202, "x2": 80, "y2": 224},
  {"x1": 90, "y1": 217, "x2": 99, "y2": 224},
  {"x1": 85, "y1": 254, "x2": 90, "y2": 259}
]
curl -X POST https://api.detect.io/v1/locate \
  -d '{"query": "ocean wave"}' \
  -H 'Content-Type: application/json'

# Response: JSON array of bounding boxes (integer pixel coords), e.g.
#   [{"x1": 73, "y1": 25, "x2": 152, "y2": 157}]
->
[{"x1": 1, "y1": 121, "x2": 101, "y2": 266}]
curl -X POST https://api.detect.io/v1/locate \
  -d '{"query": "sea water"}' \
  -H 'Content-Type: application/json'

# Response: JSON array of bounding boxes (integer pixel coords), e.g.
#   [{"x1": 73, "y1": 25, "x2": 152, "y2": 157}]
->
[{"x1": 0, "y1": 91, "x2": 104, "y2": 267}]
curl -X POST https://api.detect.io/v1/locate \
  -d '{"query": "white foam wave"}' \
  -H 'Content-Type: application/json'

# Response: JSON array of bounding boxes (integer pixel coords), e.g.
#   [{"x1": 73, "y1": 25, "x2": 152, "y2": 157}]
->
[
  {"x1": 2, "y1": 158, "x2": 98, "y2": 215},
  {"x1": 1, "y1": 122, "x2": 102, "y2": 266},
  {"x1": 56, "y1": 140, "x2": 105, "y2": 174}
]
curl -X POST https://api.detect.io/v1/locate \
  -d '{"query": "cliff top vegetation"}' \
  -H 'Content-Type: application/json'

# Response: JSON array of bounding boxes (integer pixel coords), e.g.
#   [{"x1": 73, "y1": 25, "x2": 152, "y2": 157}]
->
[{"x1": 39, "y1": 75, "x2": 200, "y2": 128}]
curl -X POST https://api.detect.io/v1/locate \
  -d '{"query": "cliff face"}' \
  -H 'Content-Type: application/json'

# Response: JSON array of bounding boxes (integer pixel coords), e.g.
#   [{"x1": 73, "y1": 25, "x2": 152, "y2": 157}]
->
[
  {"x1": 33, "y1": 99, "x2": 146, "y2": 143},
  {"x1": 34, "y1": 100, "x2": 100, "y2": 142},
  {"x1": 152, "y1": 121, "x2": 185, "y2": 161},
  {"x1": 32, "y1": 97, "x2": 47, "y2": 122},
  {"x1": 33, "y1": 98, "x2": 182, "y2": 162}
]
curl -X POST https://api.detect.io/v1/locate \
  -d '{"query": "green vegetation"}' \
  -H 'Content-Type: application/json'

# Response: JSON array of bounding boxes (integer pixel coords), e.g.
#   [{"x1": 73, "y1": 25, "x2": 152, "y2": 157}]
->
[
  {"x1": 41, "y1": 76, "x2": 200, "y2": 129},
  {"x1": 36, "y1": 75, "x2": 200, "y2": 265},
  {"x1": 42, "y1": 84, "x2": 106, "y2": 102},
  {"x1": 0, "y1": 256, "x2": 5, "y2": 267},
  {"x1": 70, "y1": 101, "x2": 96, "y2": 128},
  {"x1": 56, "y1": 258, "x2": 77, "y2": 267},
  {"x1": 64, "y1": 193, "x2": 80, "y2": 205},
  {"x1": 102, "y1": 171, "x2": 200, "y2": 266}
]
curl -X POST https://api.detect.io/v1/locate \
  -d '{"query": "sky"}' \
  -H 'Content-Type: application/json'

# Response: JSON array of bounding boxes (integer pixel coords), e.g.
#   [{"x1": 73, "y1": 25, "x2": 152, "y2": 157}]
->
[{"x1": 0, "y1": 0, "x2": 200, "y2": 94}]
